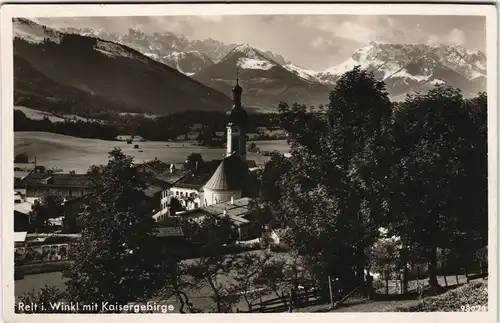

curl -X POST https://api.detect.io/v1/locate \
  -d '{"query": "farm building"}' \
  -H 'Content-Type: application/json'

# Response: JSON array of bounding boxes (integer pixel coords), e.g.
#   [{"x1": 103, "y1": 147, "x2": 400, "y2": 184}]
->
[
  {"x1": 19, "y1": 170, "x2": 91, "y2": 199},
  {"x1": 116, "y1": 135, "x2": 145, "y2": 142}
]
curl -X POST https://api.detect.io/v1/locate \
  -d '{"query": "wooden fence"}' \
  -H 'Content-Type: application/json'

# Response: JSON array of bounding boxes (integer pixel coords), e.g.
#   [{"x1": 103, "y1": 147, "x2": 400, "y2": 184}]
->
[{"x1": 237, "y1": 288, "x2": 325, "y2": 313}]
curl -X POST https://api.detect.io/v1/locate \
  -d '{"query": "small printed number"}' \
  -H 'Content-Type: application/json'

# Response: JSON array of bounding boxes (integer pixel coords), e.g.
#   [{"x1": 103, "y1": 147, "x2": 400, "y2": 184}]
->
[{"x1": 461, "y1": 305, "x2": 487, "y2": 312}]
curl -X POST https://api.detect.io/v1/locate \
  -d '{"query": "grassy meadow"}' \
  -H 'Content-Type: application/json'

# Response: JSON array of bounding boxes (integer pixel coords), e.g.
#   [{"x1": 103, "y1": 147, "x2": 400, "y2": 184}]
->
[{"x1": 15, "y1": 132, "x2": 290, "y2": 173}]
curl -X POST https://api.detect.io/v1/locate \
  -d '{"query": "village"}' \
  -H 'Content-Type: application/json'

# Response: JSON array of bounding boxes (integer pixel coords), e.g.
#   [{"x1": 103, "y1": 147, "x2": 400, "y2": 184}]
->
[
  {"x1": 13, "y1": 75, "x2": 300, "y2": 313},
  {"x1": 10, "y1": 10, "x2": 490, "y2": 314}
]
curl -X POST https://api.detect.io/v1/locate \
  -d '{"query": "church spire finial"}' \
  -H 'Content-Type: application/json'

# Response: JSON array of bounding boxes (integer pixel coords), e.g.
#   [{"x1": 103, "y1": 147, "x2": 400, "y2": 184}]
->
[{"x1": 236, "y1": 67, "x2": 239, "y2": 85}]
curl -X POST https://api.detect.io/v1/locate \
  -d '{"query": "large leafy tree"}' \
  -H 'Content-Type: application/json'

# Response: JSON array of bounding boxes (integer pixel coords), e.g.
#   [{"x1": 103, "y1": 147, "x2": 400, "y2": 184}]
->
[
  {"x1": 66, "y1": 148, "x2": 175, "y2": 311},
  {"x1": 388, "y1": 87, "x2": 487, "y2": 288},
  {"x1": 275, "y1": 67, "x2": 393, "y2": 295},
  {"x1": 259, "y1": 152, "x2": 291, "y2": 204}
]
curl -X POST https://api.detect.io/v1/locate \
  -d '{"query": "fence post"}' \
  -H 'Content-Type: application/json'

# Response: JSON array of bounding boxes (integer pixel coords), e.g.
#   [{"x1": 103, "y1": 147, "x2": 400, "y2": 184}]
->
[
  {"x1": 455, "y1": 274, "x2": 460, "y2": 285},
  {"x1": 416, "y1": 266, "x2": 420, "y2": 288},
  {"x1": 328, "y1": 276, "x2": 334, "y2": 306},
  {"x1": 443, "y1": 263, "x2": 448, "y2": 287}
]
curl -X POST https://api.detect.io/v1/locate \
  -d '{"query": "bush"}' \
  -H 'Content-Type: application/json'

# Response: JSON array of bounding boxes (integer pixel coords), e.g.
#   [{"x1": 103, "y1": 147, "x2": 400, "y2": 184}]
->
[{"x1": 391, "y1": 280, "x2": 487, "y2": 312}]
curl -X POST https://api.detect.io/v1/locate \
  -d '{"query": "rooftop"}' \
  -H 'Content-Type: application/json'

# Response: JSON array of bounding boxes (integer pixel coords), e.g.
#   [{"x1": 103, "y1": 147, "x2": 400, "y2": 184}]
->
[
  {"x1": 204, "y1": 153, "x2": 249, "y2": 191},
  {"x1": 14, "y1": 231, "x2": 27, "y2": 243},
  {"x1": 21, "y1": 171, "x2": 90, "y2": 187},
  {"x1": 154, "y1": 226, "x2": 184, "y2": 238},
  {"x1": 141, "y1": 176, "x2": 172, "y2": 198},
  {"x1": 14, "y1": 198, "x2": 37, "y2": 215},
  {"x1": 174, "y1": 172, "x2": 213, "y2": 190},
  {"x1": 202, "y1": 197, "x2": 254, "y2": 226},
  {"x1": 14, "y1": 170, "x2": 32, "y2": 180},
  {"x1": 156, "y1": 169, "x2": 191, "y2": 185}
]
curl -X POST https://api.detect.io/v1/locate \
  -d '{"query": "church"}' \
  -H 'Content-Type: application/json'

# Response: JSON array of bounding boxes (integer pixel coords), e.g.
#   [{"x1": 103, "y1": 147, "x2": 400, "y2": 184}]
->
[
  {"x1": 155, "y1": 70, "x2": 261, "y2": 240},
  {"x1": 157, "y1": 70, "x2": 260, "y2": 233}
]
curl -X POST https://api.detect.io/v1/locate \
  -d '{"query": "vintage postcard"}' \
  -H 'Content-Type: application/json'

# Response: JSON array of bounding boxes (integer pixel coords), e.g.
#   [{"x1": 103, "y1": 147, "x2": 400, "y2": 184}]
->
[{"x1": 1, "y1": 3, "x2": 497, "y2": 323}]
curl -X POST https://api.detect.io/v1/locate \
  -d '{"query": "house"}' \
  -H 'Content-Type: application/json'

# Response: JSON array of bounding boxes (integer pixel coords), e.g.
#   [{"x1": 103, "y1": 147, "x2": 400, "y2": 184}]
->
[
  {"x1": 140, "y1": 175, "x2": 172, "y2": 222},
  {"x1": 14, "y1": 192, "x2": 34, "y2": 232},
  {"x1": 116, "y1": 135, "x2": 145, "y2": 142},
  {"x1": 14, "y1": 165, "x2": 45, "y2": 195},
  {"x1": 176, "y1": 197, "x2": 259, "y2": 240},
  {"x1": 14, "y1": 231, "x2": 27, "y2": 248},
  {"x1": 19, "y1": 170, "x2": 91, "y2": 199},
  {"x1": 154, "y1": 216, "x2": 184, "y2": 239},
  {"x1": 166, "y1": 172, "x2": 212, "y2": 212}
]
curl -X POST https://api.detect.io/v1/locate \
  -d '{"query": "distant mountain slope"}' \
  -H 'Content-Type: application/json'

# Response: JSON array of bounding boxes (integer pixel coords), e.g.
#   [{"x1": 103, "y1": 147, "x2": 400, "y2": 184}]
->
[
  {"x1": 58, "y1": 26, "x2": 235, "y2": 74},
  {"x1": 13, "y1": 18, "x2": 232, "y2": 115},
  {"x1": 317, "y1": 42, "x2": 487, "y2": 100},
  {"x1": 192, "y1": 44, "x2": 331, "y2": 110},
  {"x1": 14, "y1": 54, "x2": 135, "y2": 115}
]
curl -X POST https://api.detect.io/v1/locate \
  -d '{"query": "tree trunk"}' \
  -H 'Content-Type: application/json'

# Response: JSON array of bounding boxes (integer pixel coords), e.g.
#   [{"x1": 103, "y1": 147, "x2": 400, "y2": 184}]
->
[
  {"x1": 207, "y1": 276, "x2": 222, "y2": 312},
  {"x1": 428, "y1": 247, "x2": 440, "y2": 288},
  {"x1": 400, "y1": 246, "x2": 409, "y2": 294},
  {"x1": 385, "y1": 275, "x2": 389, "y2": 295},
  {"x1": 442, "y1": 262, "x2": 448, "y2": 287},
  {"x1": 355, "y1": 208, "x2": 367, "y2": 298},
  {"x1": 402, "y1": 264, "x2": 409, "y2": 294},
  {"x1": 365, "y1": 271, "x2": 374, "y2": 300},
  {"x1": 356, "y1": 244, "x2": 367, "y2": 297}
]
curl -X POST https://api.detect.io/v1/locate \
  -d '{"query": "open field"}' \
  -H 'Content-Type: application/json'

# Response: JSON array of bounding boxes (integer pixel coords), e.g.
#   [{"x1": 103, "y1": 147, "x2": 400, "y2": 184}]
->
[
  {"x1": 15, "y1": 106, "x2": 65, "y2": 122},
  {"x1": 15, "y1": 106, "x2": 102, "y2": 123},
  {"x1": 15, "y1": 132, "x2": 290, "y2": 173}
]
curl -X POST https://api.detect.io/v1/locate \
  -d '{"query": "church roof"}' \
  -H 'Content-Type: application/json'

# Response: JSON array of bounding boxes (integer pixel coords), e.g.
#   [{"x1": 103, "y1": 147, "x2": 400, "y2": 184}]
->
[{"x1": 203, "y1": 153, "x2": 248, "y2": 191}]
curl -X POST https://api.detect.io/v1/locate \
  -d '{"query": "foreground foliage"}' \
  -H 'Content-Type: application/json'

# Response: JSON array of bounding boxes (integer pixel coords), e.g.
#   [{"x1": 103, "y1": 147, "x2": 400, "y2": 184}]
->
[
  {"x1": 391, "y1": 281, "x2": 487, "y2": 312},
  {"x1": 65, "y1": 148, "x2": 176, "y2": 312}
]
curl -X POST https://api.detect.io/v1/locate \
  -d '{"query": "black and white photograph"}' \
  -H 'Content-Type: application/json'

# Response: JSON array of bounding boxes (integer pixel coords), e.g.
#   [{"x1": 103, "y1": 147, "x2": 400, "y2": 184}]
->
[{"x1": 1, "y1": 3, "x2": 497, "y2": 321}]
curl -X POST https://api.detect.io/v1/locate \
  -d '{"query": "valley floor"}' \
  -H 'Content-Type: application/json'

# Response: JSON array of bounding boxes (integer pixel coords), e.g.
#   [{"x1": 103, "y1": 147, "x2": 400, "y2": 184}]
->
[{"x1": 14, "y1": 132, "x2": 290, "y2": 173}]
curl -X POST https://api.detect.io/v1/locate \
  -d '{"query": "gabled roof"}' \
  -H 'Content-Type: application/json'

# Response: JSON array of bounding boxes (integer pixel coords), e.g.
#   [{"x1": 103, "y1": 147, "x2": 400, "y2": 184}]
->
[
  {"x1": 156, "y1": 169, "x2": 191, "y2": 185},
  {"x1": 141, "y1": 176, "x2": 171, "y2": 198},
  {"x1": 203, "y1": 153, "x2": 249, "y2": 191},
  {"x1": 174, "y1": 172, "x2": 212, "y2": 190}
]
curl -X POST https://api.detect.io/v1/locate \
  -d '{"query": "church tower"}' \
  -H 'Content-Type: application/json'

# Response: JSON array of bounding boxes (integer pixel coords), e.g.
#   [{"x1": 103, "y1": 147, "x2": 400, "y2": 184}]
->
[{"x1": 226, "y1": 68, "x2": 248, "y2": 160}]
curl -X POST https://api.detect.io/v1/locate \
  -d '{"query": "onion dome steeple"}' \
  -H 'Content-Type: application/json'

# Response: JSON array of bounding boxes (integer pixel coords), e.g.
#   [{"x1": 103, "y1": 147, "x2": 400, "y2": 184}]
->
[{"x1": 227, "y1": 67, "x2": 247, "y2": 127}]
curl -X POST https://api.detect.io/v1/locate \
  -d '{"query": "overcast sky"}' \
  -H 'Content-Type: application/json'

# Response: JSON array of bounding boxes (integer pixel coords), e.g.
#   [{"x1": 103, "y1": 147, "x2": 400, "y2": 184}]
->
[{"x1": 36, "y1": 15, "x2": 486, "y2": 70}]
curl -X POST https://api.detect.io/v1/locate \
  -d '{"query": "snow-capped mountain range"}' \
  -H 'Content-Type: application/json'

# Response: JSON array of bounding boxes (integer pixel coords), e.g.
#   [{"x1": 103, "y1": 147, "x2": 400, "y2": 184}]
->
[
  {"x1": 192, "y1": 43, "x2": 331, "y2": 110},
  {"x1": 55, "y1": 24, "x2": 487, "y2": 102},
  {"x1": 58, "y1": 26, "x2": 236, "y2": 75},
  {"x1": 16, "y1": 18, "x2": 487, "y2": 114},
  {"x1": 314, "y1": 42, "x2": 487, "y2": 100}
]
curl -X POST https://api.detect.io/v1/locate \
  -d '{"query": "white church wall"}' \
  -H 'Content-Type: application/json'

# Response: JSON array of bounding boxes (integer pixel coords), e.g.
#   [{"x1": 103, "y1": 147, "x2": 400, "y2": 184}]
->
[{"x1": 203, "y1": 188, "x2": 242, "y2": 206}]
